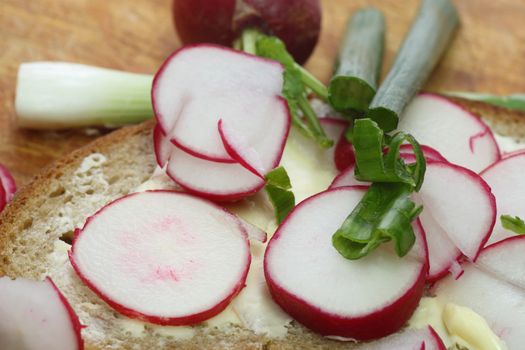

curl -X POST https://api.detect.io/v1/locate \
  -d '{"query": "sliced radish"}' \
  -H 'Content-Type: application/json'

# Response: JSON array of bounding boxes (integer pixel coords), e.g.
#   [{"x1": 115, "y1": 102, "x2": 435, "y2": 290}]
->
[
  {"x1": 397, "y1": 93, "x2": 500, "y2": 172},
  {"x1": 0, "y1": 277, "x2": 83, "y2": 350},
  {"x1": 264, "y1": 187, "x2": 427, "y2": 340},
  {"x1": 0, "y1": 181, "x2": 6, "y2": 213},
  {"x1": 356, "y1": 326, "x2": 445, "y2": 350},
  {"x1": 330, "y1": 161, "x2": 496, "y2": 281},
  {"x1": 218, "y1": 96, "x2": 290, "y2": 176},
  {"x1": 502, "y1": 148, "x2": 525, "y2": 159},
  {"x1": 433, "y1": 236, "x2": 525, "y2": 350},
  {"x1": 70, "y1": 191, "x2": 251, "y2": 325},
  {"x1": 481, "y1": 153, "x2": 525, "y2": 244},
  {"x1": 152, "y1": 44, "x2": 285, "y2": 162},
  {"x1": 0, "y1": 163, "x2": 16, "y2": 206},
  {"x1": 153, "y1": 124, "x2": 171, "y2": 168},
  {"x1": 165, "y1": 145, "x2": 265, "y2": 201}
]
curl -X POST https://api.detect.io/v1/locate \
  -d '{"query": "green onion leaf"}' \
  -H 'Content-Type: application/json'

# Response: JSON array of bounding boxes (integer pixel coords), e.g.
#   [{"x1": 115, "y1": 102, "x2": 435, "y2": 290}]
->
[
  {"x1": 255, "y1": 35, "x2": 333, "y2": 148},
  {"x1": 333, "y1": 183, "x2": 422, "y2": 259},
  {"x1": 501, "y1": 215, "x2": 525, "y2": 235},
  {"x1": 443, "y1": 92, "x2": 525, "y2": 112},
  {"x1": 265, "y1": 167, "x2": 296, "y2": 224},
  {"x1": 352, "y1": 118, "x2": 426, "y2": 190}
]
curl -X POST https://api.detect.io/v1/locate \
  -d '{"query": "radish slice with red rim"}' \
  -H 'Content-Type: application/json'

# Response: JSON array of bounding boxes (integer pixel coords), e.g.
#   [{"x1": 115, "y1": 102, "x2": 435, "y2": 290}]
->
[
  {"x1": 153, "y1": 125, "x2": 172, "y2": 168},
  {"x1": 166, "y1": 145, "x2": 265, "y2": 202},
  {"x1": 218, "y1": 96, "x2": 290, "y2": 176},
  {"x1": 0, "y1": 163, "x2": 16, "y2": 204},
  {"x1": 397, "y1": 93, "x2": 500, "y2": 172},
  {"x1": 0, "y1": 181, "x2": 6, "y2": 212},
  {"x1": 264, "y1": 187, "x2": 427, "y2": 340},
  {"x1": 70, "y1": 191, "x2": 251, "y2": 325},
  {"x1": 398, "y1": 144, "x2": 447, "y2": 162},
  {"x1": 356, "y1": 326, "x2": 445, "y2": 350},
  {"x1": 481, "y1": 152, "x2": 525, "y2": 245},
  {"x1": 433, "y1": 236, "x2": 525, "y2": 349},
  {"x1": 152, "y1": 45, "x2": 285, "y2": 162},
  {"x1": 0, "y1": 277, "x2": 83, "y2": 350}
]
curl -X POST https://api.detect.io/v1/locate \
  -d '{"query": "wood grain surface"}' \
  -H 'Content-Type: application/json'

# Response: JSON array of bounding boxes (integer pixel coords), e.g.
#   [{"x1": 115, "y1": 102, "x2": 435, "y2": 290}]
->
[{"x1": 0, "y1": 0, "x2": 524, "y2": 187}]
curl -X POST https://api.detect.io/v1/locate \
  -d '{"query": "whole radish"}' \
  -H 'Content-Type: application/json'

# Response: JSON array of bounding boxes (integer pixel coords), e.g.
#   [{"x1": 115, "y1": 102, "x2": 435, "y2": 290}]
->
[{"x1": 173, "y1": 0, "x2": 321, "y2": 64}]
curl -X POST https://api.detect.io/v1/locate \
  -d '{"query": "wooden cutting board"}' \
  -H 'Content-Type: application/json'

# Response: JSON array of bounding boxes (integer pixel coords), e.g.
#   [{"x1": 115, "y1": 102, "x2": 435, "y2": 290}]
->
[{"x1": 0, "y1": 0, "x2": 524, "y2": 187}]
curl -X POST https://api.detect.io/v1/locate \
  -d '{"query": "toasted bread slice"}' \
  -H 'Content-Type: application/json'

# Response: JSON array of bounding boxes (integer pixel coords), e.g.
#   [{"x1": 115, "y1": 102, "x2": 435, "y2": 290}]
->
[{"x1": 0, "y1": 99, "x2": 523, "y2": 349}]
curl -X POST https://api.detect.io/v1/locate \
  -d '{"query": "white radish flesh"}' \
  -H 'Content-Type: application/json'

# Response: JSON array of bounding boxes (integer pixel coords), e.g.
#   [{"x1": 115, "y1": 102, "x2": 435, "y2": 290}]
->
[
  {"x1": 481, "y1": 153, "x2": 525, "y2": 244},
  {"x1": 70, "y1": 191, "x2": 251, "y2": 325},
  {"x1": 152, "y1": 45, "x2": 285, "y2": 162},
  {"x1": 397, "y1": 94, "x2": 500, "y2": 172},
  {"x1": 357, "y1": 326, "x2": 445, "y2": 350},
  {"x1": 0, "y1": 277, "x2": 83, "y2": 350},
  {"x1": 433, "y1": 236, "x2": 525, "y2": 350},
  {"x1": 166, "y1": 145, "x2": 265, "y2": 202},
  {"x1": 218, "y1": 96, "x2": 290, "y2": 175},
  {"x1": 264, "y1": 187, "x2": 427, "y2": 340}
]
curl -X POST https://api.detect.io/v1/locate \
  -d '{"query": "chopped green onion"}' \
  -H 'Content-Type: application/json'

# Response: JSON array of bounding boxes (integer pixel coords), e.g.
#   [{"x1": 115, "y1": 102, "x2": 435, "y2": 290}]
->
[
  {"x1": 501, "y1": 215, "x2": 525, "y2": 235},
  {"x1": 442, "y1": 92, "x2": 525, "y2": 112},
  {"x1": 333, "y1": 182, "x2": 422, "y2": 259},
  {"x1": 367, "y1": 0, "x2": 459, "y2": 131},
  {"x1": 294, "y1": 63, "x2": 329, "y2": 101},
  {"x1": 255, "y1": 34, "x2": 333, "y2": 148},
  {"x1": 329, "y1": 8, "x2": 385, "y2": 112},
  {"x1": 15, "y1": 62, "x2": 153, "y2": 129},
  {"x1": 265, "y1": 167, "x2": 295, "y2": 224},
  {"x1": 352, "y1": 119, "x2": 426, "y2": 190}
]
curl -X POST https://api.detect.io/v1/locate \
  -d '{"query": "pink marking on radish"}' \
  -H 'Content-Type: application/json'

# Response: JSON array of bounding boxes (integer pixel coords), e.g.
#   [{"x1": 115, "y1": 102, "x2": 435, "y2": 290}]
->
[
  {"x1": 468, "y1": 128, "x2": 490, "y2": 154},
  {"x1": 153, "y1": 124, "x2": 172, "y2": 168},
  {"x1": 70, "y1": 191, "x2": 251, "y2": 326}
]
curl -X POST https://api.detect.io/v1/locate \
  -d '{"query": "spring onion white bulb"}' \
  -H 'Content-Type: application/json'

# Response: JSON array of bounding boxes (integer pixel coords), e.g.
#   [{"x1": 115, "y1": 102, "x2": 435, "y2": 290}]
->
[{"x1": 15, "y1": 62, "x2": 154, "y2": 129}]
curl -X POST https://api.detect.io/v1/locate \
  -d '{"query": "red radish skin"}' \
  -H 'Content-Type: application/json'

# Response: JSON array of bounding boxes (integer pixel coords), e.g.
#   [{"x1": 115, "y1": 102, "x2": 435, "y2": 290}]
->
[
  {"x1": 70, "y1": 191, "x2": 251, "y2": 325},
  {"x1": 397, "y1": 93, "x2": 500, "y2": 173},
  {"x1": 265, "y1": 187, "x2": 427, "y2": 340},
  {"x1": 502, "y1": 148, "x2": 525, "y2": 159},
  {"x1": 218, "y1": 96, "x2": 291, "y2": 176},
  {"x1": 47, "y1": 278, "x2": 85, "y2": 350},
  {"x1": 0, "y1": 277, "x2": 84, "y2": 350},
  {"x1": 166, "y1": 145, "x2": 265, "y2": 202},
  {"x1": 153, "y1": 125, "x2": 171, "y2": 168},
  {"x1": 152, "y1": 44, "x2": 285, "y2": 163},
  {"x1": 0, "y1": 163, "x2": 16, "y2": 202},
  {"x1": 0, "y1": 181, "x2": 6, "y2": 212},
  {"x1": 173, "y1": 0, "x2": 321, "y2": 64},
  {"x1": 398, "y1": 144, "x2": 447, "y2": 163},
  {"x1": 480, "y1": 152, "x2": 525, "y2": 244}
]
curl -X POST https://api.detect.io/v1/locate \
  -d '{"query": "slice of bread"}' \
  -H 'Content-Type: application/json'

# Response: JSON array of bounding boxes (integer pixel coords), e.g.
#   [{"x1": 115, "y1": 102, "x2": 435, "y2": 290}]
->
[{"x1": 0, "y1": 99, "x2": 523, "y2": 349}]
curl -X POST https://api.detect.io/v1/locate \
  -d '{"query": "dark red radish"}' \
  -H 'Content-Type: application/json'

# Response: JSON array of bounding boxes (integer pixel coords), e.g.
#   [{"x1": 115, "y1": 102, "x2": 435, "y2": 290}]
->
[
  {"x1": 334, "y1": 129, "x2": 355, "y2": 171},
  {"x1": 152, "y1": 45, "x2": 286, "y2": 164},
  {"x1": 153, "y1": 124, "x2": 171, "y2": 168},
  {"x1": 0, "y1": 181, "x2": 5, "y2": 213},
  {"x1": 264, "y1": 187, "x2": 427, "y2": 340},
  {"x1": 433, "y1": 236, "x2": 525, "y2": 350},
  {"x1": 330, "y1": 161, "x2": 496, "y2": 282},
  {"x1": 355, "y1": 326, "x2": 445, "y2": 350},
  {"x1": 397, "y1": 94, "x2": 500, "y2": 173},
  {"x1": 70, "y1": 191, "x2": 251, "y2": 326},
  {"x1": 173, "y1": 0, "x2": 321, "y2": 64},
  {"x1": 481, "y1": 152, "x2": 525, "y2": 244},
  {"x1": 0, "y1": 163, "x2": 16, "y2": 207},
  {"x1": 0, "y1": 277, "x2": 83, "y2": 350},
  {"x1": 165, "y1": 145, "x2": 265, "y2": 202},
  {"x1": 218, "y1": 98, "x2": 290, "y2": 176}
]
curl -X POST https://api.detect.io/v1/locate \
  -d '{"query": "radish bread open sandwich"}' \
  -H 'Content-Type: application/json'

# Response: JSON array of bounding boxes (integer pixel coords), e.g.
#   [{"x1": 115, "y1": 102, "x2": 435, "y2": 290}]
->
[{"x1": 3, "y1": 0, "x2": 525, "y2": 349}]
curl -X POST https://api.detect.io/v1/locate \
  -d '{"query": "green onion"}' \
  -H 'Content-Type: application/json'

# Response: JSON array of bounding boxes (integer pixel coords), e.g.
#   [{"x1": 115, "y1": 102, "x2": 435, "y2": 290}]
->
[
  {"x1": 367, "y1": 0, "x2": 459, "y2": 131},
  {"x1": 501, "y1": 215, "x2": 525, "y2": 235},
  {"x1": 329, "y1": 8, "x2": 385, "y2": 113},
  {"x1": 15, "y1": 62, "x2": 153, "y2": 129},
  {"x1": 333, "y1": 182, "x2": 422, "y2": 259},
  {"x1": 352, "y1": 119, "x2": 426, "y2": 191},
  {"x1": 442, "y1": 92, "x2": 525, "y2": 112},
  {"x1": 265, "y1": 167, "x2": 295, "y2": 224},
  {"x1": 254, "y1": 34, "x2": 333, "y2": 148}
]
